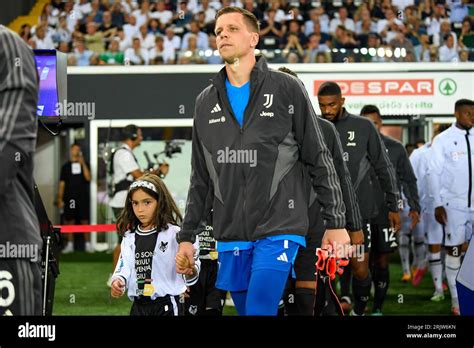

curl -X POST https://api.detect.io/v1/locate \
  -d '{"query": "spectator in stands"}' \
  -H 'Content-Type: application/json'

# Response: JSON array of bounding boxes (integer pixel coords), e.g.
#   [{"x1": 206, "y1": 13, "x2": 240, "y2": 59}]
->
[
  {"x1": 206, "y1": 34, "x2": 223, "y2": 64},
  {"x1": 19, "y1": 24, "x2": 32, "y2": 43},
  {"x1": 377, "y1": 6, "x2": 404, "y2": 43},
  {"x1": 282, "y1": 32, "x2": 304, "y2": 62},
  {"x1": 54, "y1": 15, "x2": 73, "y2": 45},
  {"x1": 58, "y1": 41, "x2": 70, "y2": 54},
  {"x1": 312, "y1": 4, "x2": 330, "y2": 32},
  {"x1": 181, "y1": 21, "x2": 209, "y2": 50},
  {"x1": 32, "y1": 25, "x2": 55, "y2": 50},
  {"x1": 61, "y1": 0, "x2": 78, "y2": 34},
  {"x1": 73, "y1": 40, "x2": 94, "y2": 66},
  {"x1": 439, "y1": 34, "x2": 460, "y2": 62},
  {"x1": 284, "y1": 6, "x2": 304, "y2": 22},
  {"x1": 425, "y1": 3, "x2": 448, "y2": 37},
  {"x1": 73, "y1": 0, "x2": 93, "y2": 23},
  {"x1": 316, "y1": 51, "x2": 331, "y2": 63},
  {"x1": 89, "y1": 53, "x2": 102, "y2": 66},
  {"x1": 90, "y1": 0, "x2": 104, "y2": 24},
  {"x1": 449, "y1": 0, "x2": 470, "y2": 24},
  {"x1": 418, "y1": 31, "x2": 432, "y2": 61},
  {"x1": 100, "y1": 39, "x2": 125, "y2": 65},
  {"x1": 392, "y1": 0, "x2": 415, "y2": 11},
  {"x1": 281, "y1": 20, "x2": 306, "y2": 48},
  {"x1": 165, "y1": 26, "x2": 182, "y2": 50},
  {"x1": 132, "y1": 0, "x2": 151, "y2": 28},
  {"x1": 138, "y1": 24, "x2": 155, "y2": 50},
  {"x1": 67, "y1": 54, "x2": 77, "y2": 66},
  {"x1": 85, "y1": 22, "x2": 105, "y2": 54},
  {"x1": 260, "y1": 8, "x2": 285, "y2": 50},
  {"x1": 243, "y1": 0, "x2": 263, "y2": 21},
  {"x1": 147, "y1": 18, "x2": 161, "y2": 36},
  {"x1": 125, "y1": 37, "x2": 150, "y2": 65},
  {"x1": 303, "y1": 33, "x2": 330, "y2": 63},
  {"x1": 39, "y1": 3, "x2": 59, "y2": 28},
  {"x1": 459, "y1": 17, "x2": 474, "y2": 51},
  {"x1": 355, "y1": 7, "x2": 377, "y2": 35},
  {"x1": 459, "y1": 49, "x2": 470, "y2": 62},
  {"x1": 433, "y1": 20, "x2": 457, "y2": 47},
  {"x1": 149, "y1": 35, "x2": 175, "y2": 64},
  {"x1": 152, "y1": 0, "x2": 174, "y2": 29},
  {"x1": 194, "y1": 0, "x2": 216, "y2": 24},
  {"x1": 98, "y1": 11, "x2": 118, "y2": 43},
  {"x1": 389, "y1": 31, "x2": 415, "y2": 61},
  {"x1": 330, "y1": 7, "x2": 356, "y2": 35},
  {"x1": 111, "y1": 2, "x2": 125, "y2": 28},
  {"x1": 117, "y1": 27, "x2": 132, "y2": 51},
  {"x1": 173, "y1": 1, "x2": 193, "y2": 28},
  {"x1": 178, "y1": 34, "x2": 205, "y2": 64},
  {"x1": 265, "y1": 0, "x2": 286, "y2": 23},
  {"x1": 121, "y1": 0, "x2": 138, "y2": 15}
]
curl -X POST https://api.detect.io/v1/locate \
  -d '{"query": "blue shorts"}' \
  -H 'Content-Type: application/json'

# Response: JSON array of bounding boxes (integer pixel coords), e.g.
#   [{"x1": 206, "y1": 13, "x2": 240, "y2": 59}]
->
[{"x1": 216, "y1": 238, "x2": 300, "y2": 292}]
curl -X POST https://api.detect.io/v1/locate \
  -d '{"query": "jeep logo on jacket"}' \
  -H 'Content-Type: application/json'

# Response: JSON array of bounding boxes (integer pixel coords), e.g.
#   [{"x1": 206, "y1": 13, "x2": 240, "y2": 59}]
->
[{"x1": 179, "y1": 57, "x2": 347, "y2": 243}]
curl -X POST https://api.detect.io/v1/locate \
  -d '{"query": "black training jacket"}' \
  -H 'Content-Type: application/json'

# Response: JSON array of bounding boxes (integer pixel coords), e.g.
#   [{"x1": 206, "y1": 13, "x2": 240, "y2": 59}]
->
[
  {"x1": 372, "y1": 134, "x2": 420, "y2": 218},
  {"x1": 178, "y1": 56, "x2": 346, "y2": 243},
  {"x1": 329, "y1": 109, "x2": 400, "y2": 220}
]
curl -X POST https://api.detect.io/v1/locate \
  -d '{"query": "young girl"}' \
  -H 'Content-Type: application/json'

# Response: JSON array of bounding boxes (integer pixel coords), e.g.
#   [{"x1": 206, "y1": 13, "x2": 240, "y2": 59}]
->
[{"x1": 110, "y1": 174, "x2": 200, "y2": 316}]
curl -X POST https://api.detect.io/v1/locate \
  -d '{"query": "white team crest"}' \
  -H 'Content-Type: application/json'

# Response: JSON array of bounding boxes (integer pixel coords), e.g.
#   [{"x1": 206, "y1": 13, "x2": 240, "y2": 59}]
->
[
  {"x1": 189, "y1": 305, "x2": 198, "y2": 315},
  {"x1": 347, "y1": 131, "x2": 356, "y2": 147},
  {"x1": 263, "y1": 94, "x2": 273, "y2": 108}
]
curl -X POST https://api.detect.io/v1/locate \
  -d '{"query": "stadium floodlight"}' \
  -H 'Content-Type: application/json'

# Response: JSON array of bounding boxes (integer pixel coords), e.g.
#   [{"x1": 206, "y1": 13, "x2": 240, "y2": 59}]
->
[
  {"x1": 360, "y1": 47, "x2": 368, "y2": 55},
  {"x1": 401, "y1": 48, "x2": 407, "y2": 58},
  {"x1": 385, "y1": 48, "x2": 393, "y2": 58},
  {"x1": 394, "y1": 47, "x2": 401, "y2": 58},
  {"x1": 368, "y1": 47, "x2": 376, "y2": 56},
  {"x1": 340, "y1": 48, "x2": 346, "y2": 54},
  {"x1": 377, "y1": 47, "x2": 385, "y2": 58}
]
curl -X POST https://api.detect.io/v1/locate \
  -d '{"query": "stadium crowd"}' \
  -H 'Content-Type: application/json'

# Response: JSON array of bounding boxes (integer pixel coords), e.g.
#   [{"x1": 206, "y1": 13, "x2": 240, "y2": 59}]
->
[{"x1": 19, "y1": 0, "x2": 474, "y2": 65}]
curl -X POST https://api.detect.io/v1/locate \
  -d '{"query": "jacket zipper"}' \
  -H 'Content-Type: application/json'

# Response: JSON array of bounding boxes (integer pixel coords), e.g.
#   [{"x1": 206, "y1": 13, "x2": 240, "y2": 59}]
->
[{"x1": 466, "y1": 131, "x2": 472, "y2": 208}]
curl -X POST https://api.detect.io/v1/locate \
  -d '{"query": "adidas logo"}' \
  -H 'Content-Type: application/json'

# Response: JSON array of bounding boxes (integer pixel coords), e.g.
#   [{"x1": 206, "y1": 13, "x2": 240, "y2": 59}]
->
[
  {"x1": 277, "y1": 252, "x2": 288, "y2": 262},
  {"x1": 390, "y1": 241, "x2": 398, "y2": 248},
  {"x1": 211, "y1": 103, "x2": 221, "y2": 113}
]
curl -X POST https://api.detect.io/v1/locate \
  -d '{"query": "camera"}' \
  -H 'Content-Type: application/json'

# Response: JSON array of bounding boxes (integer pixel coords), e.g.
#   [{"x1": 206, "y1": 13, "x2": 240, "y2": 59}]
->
[{"x1": 163, "y1": 140, "x2": 184, "y2": 159}]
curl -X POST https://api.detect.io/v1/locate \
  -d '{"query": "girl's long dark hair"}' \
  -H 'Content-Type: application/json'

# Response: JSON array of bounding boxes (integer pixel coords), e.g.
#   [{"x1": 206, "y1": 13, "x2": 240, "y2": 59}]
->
[{"x1": 116, "y1": 173, "x2": 182, "y2": 236}]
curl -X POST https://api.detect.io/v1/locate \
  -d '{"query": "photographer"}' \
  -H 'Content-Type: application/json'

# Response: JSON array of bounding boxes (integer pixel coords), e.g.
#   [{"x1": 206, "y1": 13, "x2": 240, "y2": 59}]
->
[
  {"x1": 0, "y1": 25, "x2": 43, "y2": 315},
  {"x1": 57, "y1": 143, "x2": 92, "y2": 253}
]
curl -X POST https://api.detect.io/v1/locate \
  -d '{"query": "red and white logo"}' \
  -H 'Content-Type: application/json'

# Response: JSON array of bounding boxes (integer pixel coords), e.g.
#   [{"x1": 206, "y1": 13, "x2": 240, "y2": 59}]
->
[{"x1": 314, "y1": 79, "x2": 434, "y2": 96}]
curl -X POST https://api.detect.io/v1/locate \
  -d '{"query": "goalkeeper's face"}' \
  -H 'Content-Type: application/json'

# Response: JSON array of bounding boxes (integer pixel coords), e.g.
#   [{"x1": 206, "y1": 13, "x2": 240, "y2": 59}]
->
[
  {"x1": 131, "y1": 189, "x2": 158, "y2": 229},
  {"x1": 215, "y1": 12, "x2": 259, "y2": 64}
]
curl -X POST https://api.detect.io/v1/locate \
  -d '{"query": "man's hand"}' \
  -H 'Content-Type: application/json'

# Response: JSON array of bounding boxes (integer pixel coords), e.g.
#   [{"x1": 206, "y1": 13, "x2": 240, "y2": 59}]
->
[
  {"x1": 408, "y1": 210, "x2": 420, "y2": 231},
  {"x1": 388, "y1": 211, "x2": 401, "y2": 232},
  {"x1": 176, "y1": 242, "x2": 195, "y2": 275},
  {"x1": 435, "y1": 206, "x2": 447, "y2": 225},
  {"x1": 349, "y1": 230, "x2": 364, "y2": 245},
  {"x1": 111, "y1": 278, "x2": 125, "y2": 298},
  {"x1": 321, "y1": 228, "x2": 351, "y2": 257}
]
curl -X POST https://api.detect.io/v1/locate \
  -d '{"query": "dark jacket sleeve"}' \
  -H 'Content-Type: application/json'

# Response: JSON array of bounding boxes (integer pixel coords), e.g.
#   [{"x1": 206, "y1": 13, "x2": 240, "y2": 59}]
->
[
  {"x1": 367, "y1": 123, "x2": 400, "y2": 212},
  {"x1": 397, "y1": 144, "x2": 421, "y2": 212},
  {"x1": 324, "y1": 121, "x2": 363, "y2": 231},
  {"x1": 291, "y1": 79, "x2": 346, "y2": 229},
  {"x1": 178, "y1": 98, "x2": 211, "y2": 243}
]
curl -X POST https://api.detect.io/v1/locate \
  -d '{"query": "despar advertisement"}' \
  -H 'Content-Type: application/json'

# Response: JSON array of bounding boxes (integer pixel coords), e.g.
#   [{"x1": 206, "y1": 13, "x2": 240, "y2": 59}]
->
[{"x1": 300, "y1": 71, "x2": 474, "y2": 116}]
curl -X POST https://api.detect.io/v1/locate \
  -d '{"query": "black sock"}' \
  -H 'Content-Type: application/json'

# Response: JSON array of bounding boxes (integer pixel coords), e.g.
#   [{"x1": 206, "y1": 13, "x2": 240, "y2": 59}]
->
[
  {"x1": 372, "y1": 266, "x2": 389, "y2": 312},
  {"x1": 295, "y1": 288, "x2": 315, "y2": 316},
  {"x1": 322, "y1": 280, "x2": 338, "y2": 316},
  {"x1": 352, "y1": 274, "x2": 371, "y2": 315},
  {"x1": 339, "y1": 266, "x2": 352, "y2": 298}
]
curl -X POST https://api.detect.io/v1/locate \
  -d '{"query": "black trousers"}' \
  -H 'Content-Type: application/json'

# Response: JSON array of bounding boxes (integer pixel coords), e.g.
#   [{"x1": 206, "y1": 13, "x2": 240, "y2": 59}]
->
[{"x1": 130, "y1": 295, "x2": 184, "y2": 316}]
